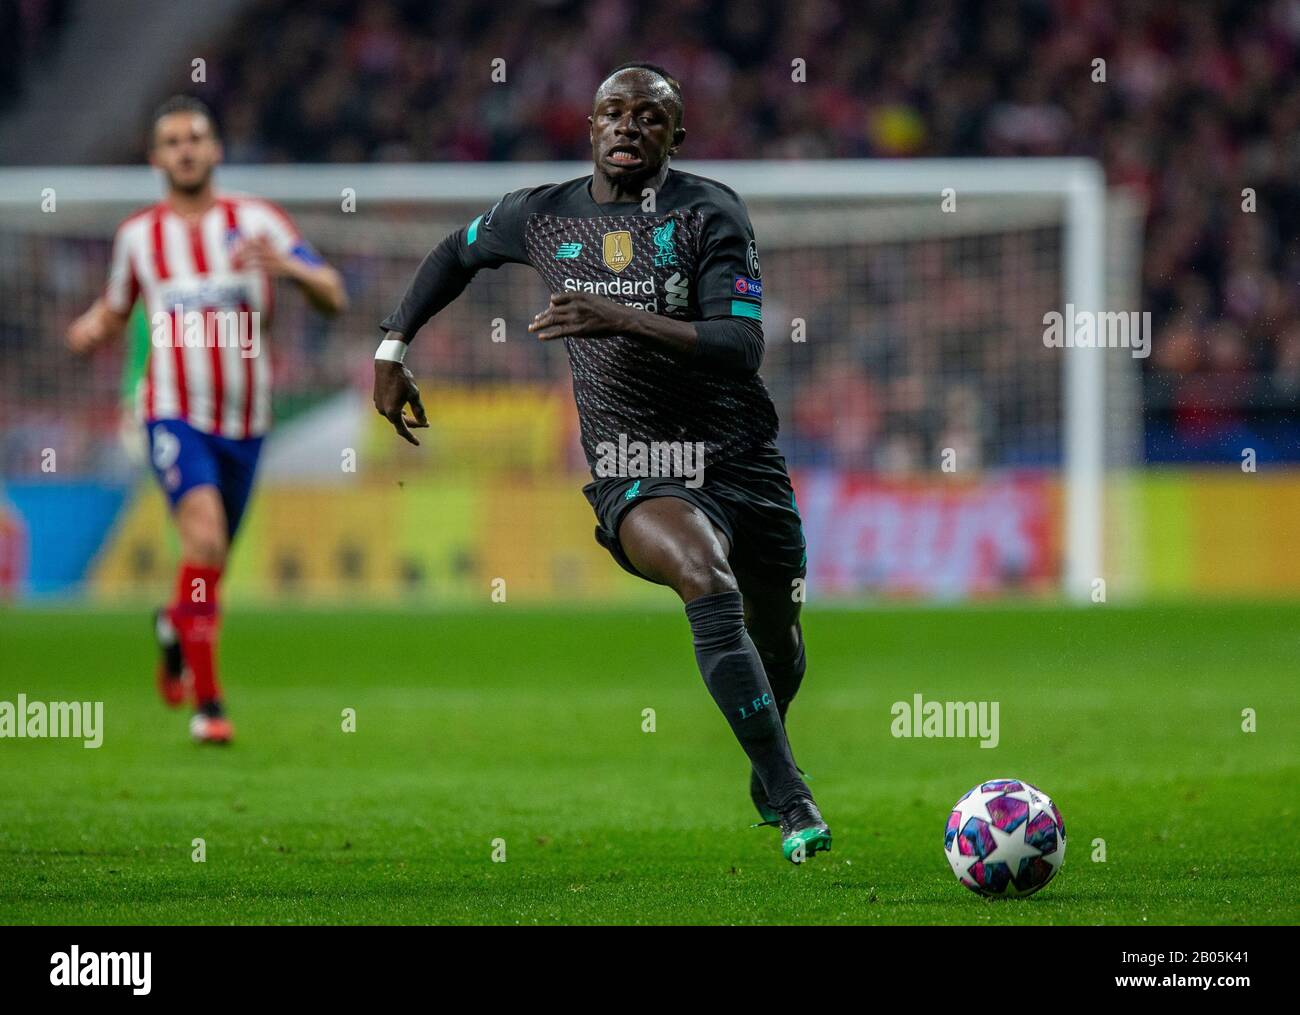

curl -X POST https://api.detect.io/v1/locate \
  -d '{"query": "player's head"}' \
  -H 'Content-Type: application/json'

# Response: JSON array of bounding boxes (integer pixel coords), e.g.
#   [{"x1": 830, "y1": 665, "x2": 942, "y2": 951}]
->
[
  {"x1": 149, "y1": 95, "x2": 222, "y2": 195},
  {"x1": 589, "y1": 63, "x2": 685, "y2": 186}
]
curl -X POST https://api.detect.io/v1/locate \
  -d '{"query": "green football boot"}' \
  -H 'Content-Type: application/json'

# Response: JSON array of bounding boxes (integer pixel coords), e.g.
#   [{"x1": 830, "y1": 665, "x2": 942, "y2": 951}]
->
[{"x1": 778, "y1": 796, "x2": 831, "y2": 864}]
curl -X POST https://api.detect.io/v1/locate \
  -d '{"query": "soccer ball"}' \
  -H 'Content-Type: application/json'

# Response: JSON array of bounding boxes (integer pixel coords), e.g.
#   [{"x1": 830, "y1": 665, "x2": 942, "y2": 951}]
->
[{"x1": 944, "y1": 778, "x2": 1066, "y2": 897}]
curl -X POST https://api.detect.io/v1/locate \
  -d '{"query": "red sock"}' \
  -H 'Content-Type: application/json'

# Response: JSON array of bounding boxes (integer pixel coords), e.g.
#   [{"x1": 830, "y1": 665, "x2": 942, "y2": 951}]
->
[{"x1": 170, "y1": 562, "x2": 223, "y2": 708}]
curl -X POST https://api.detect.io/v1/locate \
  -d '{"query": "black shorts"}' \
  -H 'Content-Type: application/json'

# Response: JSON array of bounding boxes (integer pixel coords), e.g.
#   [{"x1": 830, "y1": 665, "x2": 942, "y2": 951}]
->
[{"x1": 582, "y1": 441, "x2": 807, "y2": 588}]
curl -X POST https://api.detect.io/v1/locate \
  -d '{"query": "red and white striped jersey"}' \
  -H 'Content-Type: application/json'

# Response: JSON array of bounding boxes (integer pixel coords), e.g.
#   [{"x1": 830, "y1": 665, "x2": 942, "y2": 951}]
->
[{"x1": 104, "y1": 194, "x2": 303, "y2": 439}]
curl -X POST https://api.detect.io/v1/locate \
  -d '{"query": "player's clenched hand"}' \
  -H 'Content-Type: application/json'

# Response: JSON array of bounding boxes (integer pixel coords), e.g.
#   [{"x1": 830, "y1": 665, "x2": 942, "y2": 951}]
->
[
  {"x1": 66, "y1": 310, "x2": 104, "y2": 355},
  {"x1": 231, "y1": 235, "x2": 293, "y2": 277},
  {"x1": 66, "y1": 301, "x2": 122, "y2": 355},
  {"x1": 373, "y1": 359, "x2": 428, "y2": 446},
  {"x1": 528, "y1": 292, "x2": 631, "y2": 341}
]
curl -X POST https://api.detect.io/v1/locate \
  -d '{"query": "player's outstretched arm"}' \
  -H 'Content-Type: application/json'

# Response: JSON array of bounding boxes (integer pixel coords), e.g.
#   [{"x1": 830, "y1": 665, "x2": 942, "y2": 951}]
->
[
  {"x1": 371, "y1": 234, "x2": 476, "y2": 448},
  {"x1": 373, "y1": 189, "x2": 533, "y2": 445},
  {"x1": 66, "y1": 298, "x2": 129, "y2": 356},
  {"x1": 372, "y1": 331, "x2": 429, "y2": 446}
]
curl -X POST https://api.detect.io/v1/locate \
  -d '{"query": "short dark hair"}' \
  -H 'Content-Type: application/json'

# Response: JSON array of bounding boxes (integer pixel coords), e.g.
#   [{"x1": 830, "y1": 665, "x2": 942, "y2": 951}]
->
[
  {"x1": 151, "y1": 95, "x2": 219, "y2": 142},
  {"x1": 601, "y1": 62, "x2": 684, "y2": 130}
]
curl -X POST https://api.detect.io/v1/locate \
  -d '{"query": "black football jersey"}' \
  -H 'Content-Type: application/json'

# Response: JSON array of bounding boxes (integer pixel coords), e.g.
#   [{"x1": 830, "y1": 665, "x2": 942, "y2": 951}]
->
[{"x1": 382, "y1": 169, "x2": 778, "y2": 472}]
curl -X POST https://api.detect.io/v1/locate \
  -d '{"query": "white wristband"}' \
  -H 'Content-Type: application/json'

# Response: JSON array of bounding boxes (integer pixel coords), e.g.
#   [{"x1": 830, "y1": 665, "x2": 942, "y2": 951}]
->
[{"x1": 375, "y1": 338, "x2": 408, "y2": 363}]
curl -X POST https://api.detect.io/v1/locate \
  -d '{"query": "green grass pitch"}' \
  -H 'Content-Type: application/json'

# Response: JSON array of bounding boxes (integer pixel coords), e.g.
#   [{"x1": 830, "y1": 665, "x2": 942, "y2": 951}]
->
[{"x1": 1, "y1": 602, "x2": 1296, "y2": 925}]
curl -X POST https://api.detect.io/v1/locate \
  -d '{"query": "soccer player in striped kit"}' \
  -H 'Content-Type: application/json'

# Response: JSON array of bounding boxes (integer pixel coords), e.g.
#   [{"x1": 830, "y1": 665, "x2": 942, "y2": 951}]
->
[{"x1": 67, "y1": 96, "x2": 347, "y2": 743}]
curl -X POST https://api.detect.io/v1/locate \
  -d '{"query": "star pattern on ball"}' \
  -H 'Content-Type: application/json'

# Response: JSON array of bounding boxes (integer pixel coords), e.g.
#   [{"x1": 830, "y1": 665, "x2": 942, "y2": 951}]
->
[
  {"x1": 981, "y1": 818, "x2": 1032, "y2": 870},
  {"x1": 944, "y1": 778, "x2": 1066, "y2": 897}
]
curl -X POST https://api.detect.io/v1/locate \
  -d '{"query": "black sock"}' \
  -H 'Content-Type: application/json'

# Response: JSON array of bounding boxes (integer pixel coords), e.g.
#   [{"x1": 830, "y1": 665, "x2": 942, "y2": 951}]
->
[
  {"x1": 758, "y1": 627, "x2": 806, "y2": 725},
  {"x1": 199, "y1": 699, "x2": 224, "y2": 719},
  {"x1": 685, "y1": 591, "x2": 807, "y2": 811}
]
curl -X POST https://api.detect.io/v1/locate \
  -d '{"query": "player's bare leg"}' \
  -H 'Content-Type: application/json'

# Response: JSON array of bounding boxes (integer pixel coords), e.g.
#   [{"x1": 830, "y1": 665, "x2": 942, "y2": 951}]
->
[
  {"x1": 168, "y1": 485, "x2": 233, "y2": 744},
  {"x1": 618, "y1": 496, "x2": 829, "y2": 862}
]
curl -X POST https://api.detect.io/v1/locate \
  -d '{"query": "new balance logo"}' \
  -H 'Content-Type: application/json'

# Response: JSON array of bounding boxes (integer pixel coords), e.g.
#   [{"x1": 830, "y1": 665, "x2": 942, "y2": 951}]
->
[
  {"x1": 554, "y1": 243, "x2": 583, "y2": 259},
  {"x1": 624, "y1": 480, "x2": 641, "y2": 500}
]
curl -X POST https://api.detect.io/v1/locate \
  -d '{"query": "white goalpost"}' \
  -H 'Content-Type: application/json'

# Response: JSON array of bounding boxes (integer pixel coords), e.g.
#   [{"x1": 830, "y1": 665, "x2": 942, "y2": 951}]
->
[{"x1": 0, "y1": 159, "x2": 1128, "y2": 602}]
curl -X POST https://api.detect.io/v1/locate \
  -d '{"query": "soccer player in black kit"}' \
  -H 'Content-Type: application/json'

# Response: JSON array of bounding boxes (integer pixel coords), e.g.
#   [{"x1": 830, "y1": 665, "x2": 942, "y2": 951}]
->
[{"x1": 375, "y1": 63, "x2": 830, "y2": 864}]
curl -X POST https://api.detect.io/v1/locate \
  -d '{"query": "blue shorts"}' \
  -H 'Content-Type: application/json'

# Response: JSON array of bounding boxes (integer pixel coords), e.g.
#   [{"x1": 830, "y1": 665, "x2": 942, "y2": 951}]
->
[{"x1": 145, "y1": 420, "x2": 264, "y2": 538}]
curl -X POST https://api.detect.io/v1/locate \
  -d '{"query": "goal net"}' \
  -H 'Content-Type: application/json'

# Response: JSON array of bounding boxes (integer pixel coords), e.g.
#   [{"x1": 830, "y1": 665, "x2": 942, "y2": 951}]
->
[{"x1": 0, "y1": 160, "x2": 1142, "y2": 604}]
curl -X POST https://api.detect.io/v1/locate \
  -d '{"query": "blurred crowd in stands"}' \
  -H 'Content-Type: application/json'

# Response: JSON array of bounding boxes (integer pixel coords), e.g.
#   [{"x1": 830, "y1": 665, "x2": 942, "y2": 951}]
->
[
  {"x1": 0, "y1": 0, "x2": 72, "y2": 115},
  {"x1": 182, "y1": 0, "x2": 1300, "y2": 464},
  {"x1": 6, "y1": 0, "x2": 1299, "y2": 467}
]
